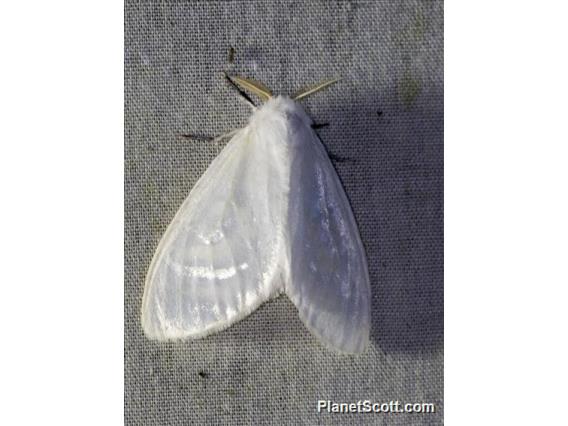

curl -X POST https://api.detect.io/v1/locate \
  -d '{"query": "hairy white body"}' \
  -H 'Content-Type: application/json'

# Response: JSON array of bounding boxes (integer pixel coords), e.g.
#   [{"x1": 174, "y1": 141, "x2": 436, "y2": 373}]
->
[{"x1": 142, "y1": 96, "x2": 371, "y2": 354}]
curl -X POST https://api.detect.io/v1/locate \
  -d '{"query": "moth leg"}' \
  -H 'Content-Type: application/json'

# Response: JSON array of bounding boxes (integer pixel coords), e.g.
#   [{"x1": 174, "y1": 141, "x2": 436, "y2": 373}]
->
[
  {"x1": 178, "y1": 129, "x2": 239, "y2": 143},
  {"x1": 312, "y1": 132, "x2": 353, "y2": 163},
  {"x1": 179, "y1": 133, "x2": 214, "y2": 141},
  {"x1": 311, "y1": 122, "x2": 329, "y2": 130},
  {"x1": 327, "y1": 152, "x2": 353, "y2": 163}
]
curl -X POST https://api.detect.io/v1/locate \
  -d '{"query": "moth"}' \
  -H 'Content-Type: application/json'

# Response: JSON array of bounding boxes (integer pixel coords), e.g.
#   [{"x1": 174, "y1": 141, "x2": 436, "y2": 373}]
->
[{"x1": 142, "y1": 75, "x2": 371, "y2": 354}]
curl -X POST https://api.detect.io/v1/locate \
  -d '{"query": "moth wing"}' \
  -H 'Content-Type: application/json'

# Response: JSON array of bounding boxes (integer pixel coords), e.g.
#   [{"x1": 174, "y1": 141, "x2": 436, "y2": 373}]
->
[
  {"x1": 142, "y1": 129, "x2": 287, "y2": 340},
  {"x1": 286, "y1": 129, "x2": 371, "y2": 354}
]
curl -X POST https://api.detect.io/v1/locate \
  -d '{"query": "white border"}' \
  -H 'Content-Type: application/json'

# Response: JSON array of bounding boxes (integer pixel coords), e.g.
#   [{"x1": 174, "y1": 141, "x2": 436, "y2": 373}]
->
[
  {"x1": 0, "y1": 2, "x2": 123, "y2": 424},
  {"x1": 446, "y1": 1, "x2": 568, "y2": 424}
]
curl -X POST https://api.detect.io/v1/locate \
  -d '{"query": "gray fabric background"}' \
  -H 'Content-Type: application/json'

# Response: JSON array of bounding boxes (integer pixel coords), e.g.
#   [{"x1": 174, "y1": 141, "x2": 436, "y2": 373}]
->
[{"x1": 125, "y1": 1, "x2": 443, "y2": 424}]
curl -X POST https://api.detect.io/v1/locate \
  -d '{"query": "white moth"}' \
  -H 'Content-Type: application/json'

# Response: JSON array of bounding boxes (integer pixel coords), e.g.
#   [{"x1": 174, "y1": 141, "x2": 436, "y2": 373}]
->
[{"x1": 142, "y1": 76, "x2": 371, "y2": 354}]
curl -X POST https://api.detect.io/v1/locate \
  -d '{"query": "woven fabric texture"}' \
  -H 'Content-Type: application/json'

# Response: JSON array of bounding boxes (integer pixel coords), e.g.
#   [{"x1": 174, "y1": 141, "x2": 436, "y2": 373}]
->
[{"x1": 125, "y1": 1, "x2": 443, "y2": 424}]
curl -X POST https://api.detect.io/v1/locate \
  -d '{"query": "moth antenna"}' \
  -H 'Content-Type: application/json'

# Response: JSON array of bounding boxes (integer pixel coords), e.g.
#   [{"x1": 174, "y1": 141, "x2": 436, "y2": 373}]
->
[
  {"x1": 292, "y1": 78, "x2": 340, "y2": 101},
  {"x1": 228, "y1": 75, "x2": 273, "y2": 101},
  {"x1": 224, "y1": 72, "x2": 256, "y2": 107}
]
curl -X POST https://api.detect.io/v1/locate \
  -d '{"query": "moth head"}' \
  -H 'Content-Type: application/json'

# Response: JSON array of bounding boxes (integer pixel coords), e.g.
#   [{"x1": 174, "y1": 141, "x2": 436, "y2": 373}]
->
[{"x1": 226, "y1": 73, "x2": 340, "y2": 103}]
